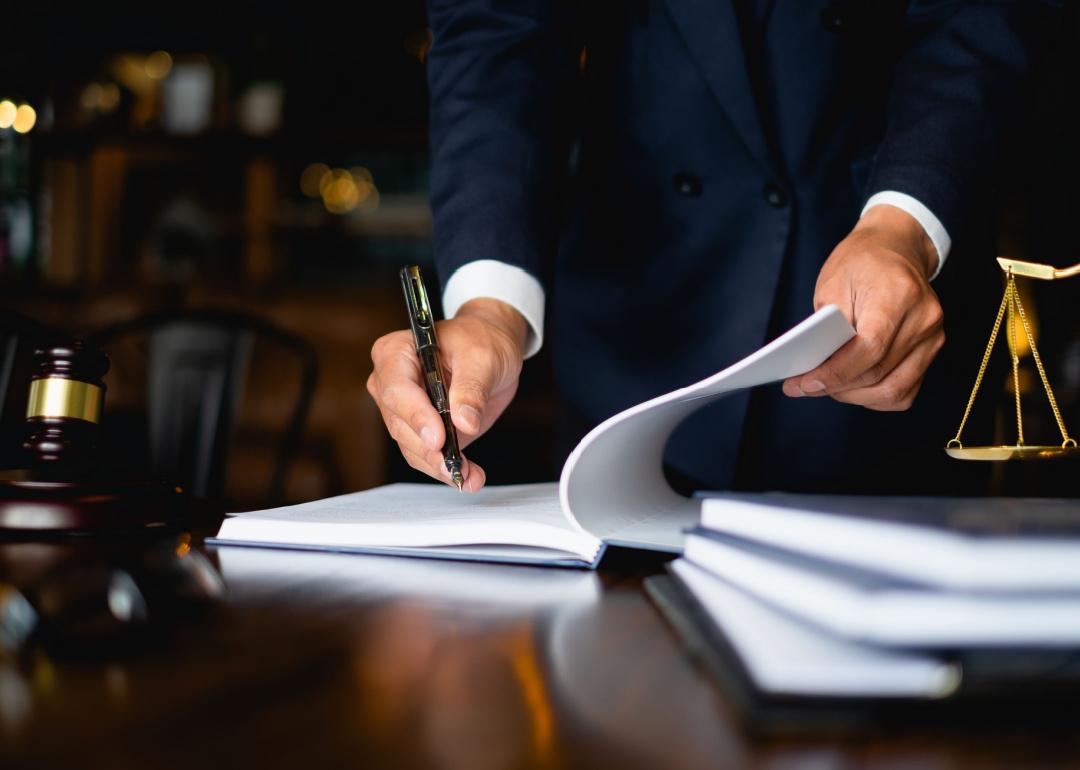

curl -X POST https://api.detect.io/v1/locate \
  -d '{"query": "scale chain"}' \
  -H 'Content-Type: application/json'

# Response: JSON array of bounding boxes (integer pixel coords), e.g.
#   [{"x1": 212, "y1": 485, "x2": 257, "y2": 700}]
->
[
  {"x1": 1011, "y1": 276, "x2": 1075, "y2": 447},
  {"x1": 948, "y1": 278, "x2": 1010, "y2": 448},
  {"x1": 1007, "y1": 279, "x2": 1025, "y2": 446},
  {"x1": 950, "y1": 270, "x2": 1076, "y2": 451}
]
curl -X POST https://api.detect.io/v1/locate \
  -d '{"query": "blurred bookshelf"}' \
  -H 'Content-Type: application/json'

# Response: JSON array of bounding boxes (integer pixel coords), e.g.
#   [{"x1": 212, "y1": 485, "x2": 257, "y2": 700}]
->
[
  {"x1": 0, "y1": 4, "x2": 562, "y2": 507},
  {"x1": 0, "y1": 8, "x2": 363, "y2": 502},
  {"x1": 7, "y1": 132, "x2": 433, "y2": 292}
]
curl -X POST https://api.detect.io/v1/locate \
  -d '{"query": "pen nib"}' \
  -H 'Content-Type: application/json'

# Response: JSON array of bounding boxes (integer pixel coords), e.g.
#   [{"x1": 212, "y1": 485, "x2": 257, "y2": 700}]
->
[{"x1": 452, "y1": 471, "x2": 464, "y2": 492}]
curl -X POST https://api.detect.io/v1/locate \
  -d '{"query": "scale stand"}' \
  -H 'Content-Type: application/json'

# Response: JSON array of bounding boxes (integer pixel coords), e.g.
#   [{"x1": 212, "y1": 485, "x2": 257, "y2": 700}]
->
[{"x1": 946, "y1": 257, "x2": 1079, "y2": 461}]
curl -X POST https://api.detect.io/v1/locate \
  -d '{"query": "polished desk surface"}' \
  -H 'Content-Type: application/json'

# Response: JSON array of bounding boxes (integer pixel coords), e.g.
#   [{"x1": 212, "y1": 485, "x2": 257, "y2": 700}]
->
[{"x1": 2, "y1": 541, "x2": 1080, "y2": 770}]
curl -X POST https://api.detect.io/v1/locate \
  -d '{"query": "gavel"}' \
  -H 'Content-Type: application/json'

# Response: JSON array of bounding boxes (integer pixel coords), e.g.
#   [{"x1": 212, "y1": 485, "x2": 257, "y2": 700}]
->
[
  {"x1": 0, "y1": 341, "x2": 188, "y2": 533},
  {"x1": 22, "y1": 341, "x2": 108, "y2": 469}
]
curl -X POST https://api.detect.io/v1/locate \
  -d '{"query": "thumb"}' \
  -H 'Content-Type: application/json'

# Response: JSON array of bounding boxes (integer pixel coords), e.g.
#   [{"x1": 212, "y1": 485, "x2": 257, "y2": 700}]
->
[
  {"x1": 447, "y1": 355, "x2": 498, "y2": 435},
  {"x1": 814, "y1": 274, "x2": 856, "y2": 327}
]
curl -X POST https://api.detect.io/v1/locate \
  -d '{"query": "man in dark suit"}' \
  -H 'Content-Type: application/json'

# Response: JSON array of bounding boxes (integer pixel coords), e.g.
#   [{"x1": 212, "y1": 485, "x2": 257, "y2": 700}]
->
[{"x1": 369, "y1": 1, "x2": 1041, "y2": 493}]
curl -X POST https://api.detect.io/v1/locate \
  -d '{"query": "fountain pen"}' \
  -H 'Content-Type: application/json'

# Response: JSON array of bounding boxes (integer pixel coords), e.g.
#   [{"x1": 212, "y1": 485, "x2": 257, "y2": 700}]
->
[{"x1": 400, "y1": 265, "x2": 465, "y2": 491}]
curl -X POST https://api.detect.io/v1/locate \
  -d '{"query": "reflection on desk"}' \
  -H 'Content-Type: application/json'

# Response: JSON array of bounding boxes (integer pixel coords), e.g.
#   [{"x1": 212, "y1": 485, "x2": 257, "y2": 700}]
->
[{"x1": 2, "y1": 544, "x2": 1080, "y2": 769}]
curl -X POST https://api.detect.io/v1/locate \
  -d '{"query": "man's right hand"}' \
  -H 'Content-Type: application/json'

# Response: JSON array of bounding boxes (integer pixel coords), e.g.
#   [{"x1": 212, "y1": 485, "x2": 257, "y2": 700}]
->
[{"x1": 367, "y1": 298, "x2": 529, "y2": 492}]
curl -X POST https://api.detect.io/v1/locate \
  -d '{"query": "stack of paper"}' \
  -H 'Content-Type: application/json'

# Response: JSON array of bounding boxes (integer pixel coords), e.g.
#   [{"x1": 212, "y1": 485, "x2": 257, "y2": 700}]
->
[{"x1": 665, "y1": 494, "x2": 1080, "y2": 699}]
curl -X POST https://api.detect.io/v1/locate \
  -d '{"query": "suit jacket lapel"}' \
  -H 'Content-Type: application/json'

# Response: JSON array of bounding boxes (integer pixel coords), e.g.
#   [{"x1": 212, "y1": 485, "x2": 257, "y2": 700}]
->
[{"x1": 662, "y1": 0, "x2": 775, "y2": 175}]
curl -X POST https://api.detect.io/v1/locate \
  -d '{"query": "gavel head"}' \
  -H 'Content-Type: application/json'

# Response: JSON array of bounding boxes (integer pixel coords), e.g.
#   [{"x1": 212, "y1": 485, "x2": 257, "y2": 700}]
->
[{"x1": 22, "y1": 342, "x2": 110, "y2": 466}]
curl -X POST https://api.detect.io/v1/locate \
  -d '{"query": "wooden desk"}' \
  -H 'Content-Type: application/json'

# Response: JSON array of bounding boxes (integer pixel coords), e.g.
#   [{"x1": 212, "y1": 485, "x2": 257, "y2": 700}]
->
[{"x1": 1, "y1": 544, "x2": 1078, "y2": 769}]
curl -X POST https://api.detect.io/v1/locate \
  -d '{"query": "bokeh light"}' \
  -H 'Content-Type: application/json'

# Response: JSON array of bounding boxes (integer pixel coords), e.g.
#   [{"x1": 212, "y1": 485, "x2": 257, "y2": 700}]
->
[
  {"x1": 357, "y1": 184, "x2": 380, "y2": 214},
  {"x1": 12, "y1": 104, "x2": 36, "y2": 134},
  {"x1": 324, "y1": 179, "x2": 359, "y2": 213},
  {"x1": 318, "y1": 168, "x2": 348, "y2": 198},
  {"x1": 81, "y1": 82, "x2": 122, "y2": 114},
  {"x1": 307, "y1": 165, "x2": 381, "y2": 215},
  {"x1": 100, "y1": 83, "x2": 121, "y2": 111},
  {"x1": 300, "y1": 163, "x2": 330, "y2": 197},
  {"x1": 81, "y1": 82, "x2": 104, "y2": 110},
  {"x1": 145, "y1": 50, "x2": 174, "y2": 80},
  {"x1": 0, "y1": 100, "x2": 15, "y2": 129}
]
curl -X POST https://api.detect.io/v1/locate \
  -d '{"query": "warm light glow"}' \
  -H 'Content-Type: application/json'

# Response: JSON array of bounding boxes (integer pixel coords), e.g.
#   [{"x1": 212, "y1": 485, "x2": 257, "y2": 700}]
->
[
  {"x1": 81, "y1": 82, "x2": 122, "y2": 114},
  {"x1": 110, "y1": 54, "x2": 155, "y2": 95},
  {"x1": 1007, "y1": 286, "x2": 1037, "y2": 359},
  {"x1": 300, "y1": 162, "x2": 330, "y2": 197},
  {"x1": 0, "y1": 100, "x2": 16, "y2": 129},
  {"x1": 316, "y1": 167, "x2": 381, "y2": 215},
  {"x1": 100, "y1": 82, "x2": 121, "y2": 111},
  {"x1": 353, "y1": 169, "x2": 379, "y2": 213},
  {"x1": 319, "y1": 167, "x2": 348, "y2": 198},
  {"x1": 12, "y1": 104, "x2": 36, "y2": 134},
  {"x1": 509, "y1": 632, "x2": 556, "y2": 762},
  {"x1": 352, "y1": 179, "x2": 373, "y2": 205},
  {"x1": 323, "y1": 175, "x2": 361, "y2": 214},
  {"x1": 403, "y1": 28, "x2": 433, "y2": 62},
  {"x1": 81, "y1": 82, "x2": 103, "y2": 110},
  {"x1": 145, "y1": 50, "x2": 173, "y2": 80},
  {"x1": 175, "y1": 532, "x2": 192, "y2": 558},
  {"x1": 357, "y1": 183, "x2": 380, "y2": 213}
]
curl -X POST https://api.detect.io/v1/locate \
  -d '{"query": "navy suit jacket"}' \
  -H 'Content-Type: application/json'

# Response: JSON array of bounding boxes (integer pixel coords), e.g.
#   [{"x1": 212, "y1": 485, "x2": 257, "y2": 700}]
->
[{"x1": 426, "y1": 0, "x2": 1040, "y2": 493}]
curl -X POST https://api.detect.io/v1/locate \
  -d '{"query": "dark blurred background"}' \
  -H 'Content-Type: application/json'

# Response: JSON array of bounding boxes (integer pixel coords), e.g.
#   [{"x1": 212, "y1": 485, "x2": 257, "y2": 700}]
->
[{"x1": 0, "y1": 2, "x2": 1077, "y2": 508}]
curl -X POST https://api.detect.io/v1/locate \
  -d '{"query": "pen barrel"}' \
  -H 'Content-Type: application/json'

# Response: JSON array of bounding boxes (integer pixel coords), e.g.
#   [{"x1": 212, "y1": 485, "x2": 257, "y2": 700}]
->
[
  {"x1": 418, "y1": 345, "x2": 449, "y2": 413},
  {"x1": 418, "y1": 342, "x2": 462, "y2": 476},
  {"x1": 439, "y1": 409, "x2": 463, "y2": 472},
  {"x1": 399, "y1": 265, "x2": 462, "y2": 478}
]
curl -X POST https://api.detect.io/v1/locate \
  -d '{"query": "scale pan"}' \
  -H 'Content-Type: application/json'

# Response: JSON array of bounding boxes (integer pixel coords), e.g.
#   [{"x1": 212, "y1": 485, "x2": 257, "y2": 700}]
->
[{"x1": 945, "y1": 445, "x2": 1080, "y2": 461}]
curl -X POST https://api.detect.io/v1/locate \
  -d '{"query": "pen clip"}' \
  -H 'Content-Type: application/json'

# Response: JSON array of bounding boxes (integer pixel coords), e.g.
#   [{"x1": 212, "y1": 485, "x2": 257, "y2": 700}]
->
[{"x1": 400, "y1": 265, "x2": 437, "y2": 347}]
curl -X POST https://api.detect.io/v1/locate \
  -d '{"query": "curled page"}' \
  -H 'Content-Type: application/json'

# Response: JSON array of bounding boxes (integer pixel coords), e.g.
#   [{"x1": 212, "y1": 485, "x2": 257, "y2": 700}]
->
[{"x1": 559, "y1": 305, "x2": 855, "y2": 551}]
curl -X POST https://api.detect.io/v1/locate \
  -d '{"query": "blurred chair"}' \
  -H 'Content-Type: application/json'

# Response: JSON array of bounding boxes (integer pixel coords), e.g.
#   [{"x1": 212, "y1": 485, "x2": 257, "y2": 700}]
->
[
  {"x1": 0, "y1": 312, "x2": 67, "y2": 468},
  {"x1": 86, "y1": 310, "x2": 317, "y2": 504}
]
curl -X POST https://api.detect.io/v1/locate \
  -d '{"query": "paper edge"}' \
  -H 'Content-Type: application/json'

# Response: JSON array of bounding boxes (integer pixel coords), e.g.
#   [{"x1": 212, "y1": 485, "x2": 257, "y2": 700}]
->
[{"x1": 559, "y1": 305, "x2": 855, "y2": 537}]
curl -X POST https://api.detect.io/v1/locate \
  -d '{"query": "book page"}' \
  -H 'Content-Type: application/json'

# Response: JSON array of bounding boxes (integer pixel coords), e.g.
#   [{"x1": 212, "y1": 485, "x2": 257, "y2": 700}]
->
[
  {"x1": 217, "y1": 482, "x2": 602, "y2": 563},
  {"x1": 560, "y1": 306, "x2": 855, "y2": 551},
  {"x1": 213, "y1": 307, "x2": 850, "y2": 565}
]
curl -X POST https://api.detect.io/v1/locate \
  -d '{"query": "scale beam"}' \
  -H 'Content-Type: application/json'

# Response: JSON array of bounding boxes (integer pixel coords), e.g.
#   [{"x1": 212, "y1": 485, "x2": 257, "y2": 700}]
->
[{"x1": 996, "y1": 257, "x2": 1080, "y2": 281}]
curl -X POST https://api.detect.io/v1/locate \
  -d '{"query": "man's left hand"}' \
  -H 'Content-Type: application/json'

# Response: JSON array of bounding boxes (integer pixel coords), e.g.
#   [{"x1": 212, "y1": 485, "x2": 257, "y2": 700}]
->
[{"x1": 782, "y1": 204, "x2": 945, "y2": 411}]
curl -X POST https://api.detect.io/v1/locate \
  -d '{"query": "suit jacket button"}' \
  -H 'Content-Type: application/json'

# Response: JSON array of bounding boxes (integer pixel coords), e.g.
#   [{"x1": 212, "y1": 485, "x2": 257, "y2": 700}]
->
[
  {"x1": 673, "y1": 172, "x2": 703, "y2": 197},
  {"x1": 763, "y1": 182, "x2": 788, "y2": 208}
]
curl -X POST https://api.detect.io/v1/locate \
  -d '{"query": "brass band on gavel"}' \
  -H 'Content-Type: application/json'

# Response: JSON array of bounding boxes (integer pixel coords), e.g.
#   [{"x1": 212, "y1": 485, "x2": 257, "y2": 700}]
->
[
  {"x1": 26, "y1": 378, "x2": 104, "y2": 423},
  {"x1": 23, "y1": 341, "x2": 110, "y2": 429}
]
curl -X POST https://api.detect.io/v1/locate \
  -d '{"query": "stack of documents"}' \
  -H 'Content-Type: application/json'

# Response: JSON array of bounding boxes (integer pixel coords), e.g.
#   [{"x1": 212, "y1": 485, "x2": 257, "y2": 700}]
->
[{"x1": 658, "y1": 494, "x2": 1080, "y2": 702}]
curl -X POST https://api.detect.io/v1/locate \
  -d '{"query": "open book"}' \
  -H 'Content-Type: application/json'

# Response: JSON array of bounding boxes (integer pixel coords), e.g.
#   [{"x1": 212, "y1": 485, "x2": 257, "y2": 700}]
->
[{"x1": 210, "y1": 307, "x2": 855, "y2": 567}]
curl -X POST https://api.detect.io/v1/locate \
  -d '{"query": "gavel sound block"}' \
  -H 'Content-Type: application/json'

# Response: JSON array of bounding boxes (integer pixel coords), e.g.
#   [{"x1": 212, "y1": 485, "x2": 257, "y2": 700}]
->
[{"x1": 0, "y1": 343, "x2": 184, "y2": 533}]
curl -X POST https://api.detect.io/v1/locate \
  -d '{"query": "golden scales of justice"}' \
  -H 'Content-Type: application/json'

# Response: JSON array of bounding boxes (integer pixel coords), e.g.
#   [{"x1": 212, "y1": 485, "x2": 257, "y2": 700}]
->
[{"x1": 946, "y1": 256, "x2": 1080, "y2": 461}]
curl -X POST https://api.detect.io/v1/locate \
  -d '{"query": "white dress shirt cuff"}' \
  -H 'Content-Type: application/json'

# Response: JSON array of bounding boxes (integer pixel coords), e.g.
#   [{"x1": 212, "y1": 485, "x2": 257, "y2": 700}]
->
[
  {"x1": 441, "y1": 259, "x2": 546, "y2": 359},
  {"x1": 862, "y1": 191, "x2": 951, "y2": 281}
]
